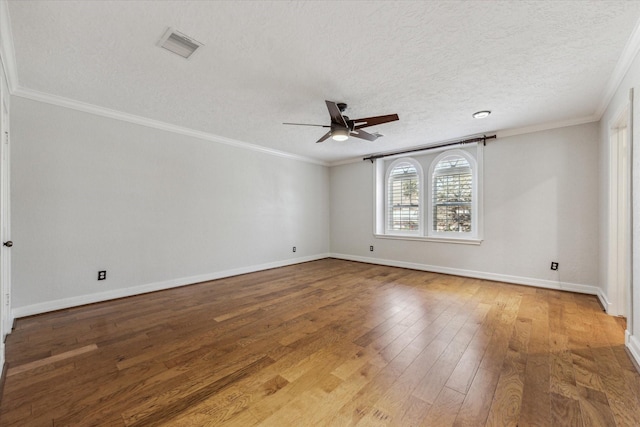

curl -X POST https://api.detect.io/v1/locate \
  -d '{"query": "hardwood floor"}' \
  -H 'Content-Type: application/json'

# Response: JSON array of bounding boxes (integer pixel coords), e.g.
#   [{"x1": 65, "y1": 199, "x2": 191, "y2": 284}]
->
[{"x1": 1, "y1": 259, "x2": 639, "y2": 426}]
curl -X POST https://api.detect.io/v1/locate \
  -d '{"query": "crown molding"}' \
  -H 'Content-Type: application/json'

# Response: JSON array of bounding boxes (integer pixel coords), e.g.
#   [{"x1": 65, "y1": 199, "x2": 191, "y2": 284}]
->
[
  {"x1": 13, "y1": 87, "x2": 328, "y2": 166},
  {"x1": 328, "y1": 115, "x2": 598, "y2": 167},
  {"x1": 0, "y1": 0, "x2": 18, "y2": 91},
  {"x1": 328, "y1": 156, "x2": 365, "y2": 167},
  {"x1": 12, "y1": 84, "x2": 601, "y2": 170},
  {"x1": 495, "y1": 115, "x2": 598, "y2": 139},
  {"x1": 594, "y1": 16, "x2": 640, "y2": 119},
  {"x1": 10, "y1": 83, "x2": 603, "y2": 169}
]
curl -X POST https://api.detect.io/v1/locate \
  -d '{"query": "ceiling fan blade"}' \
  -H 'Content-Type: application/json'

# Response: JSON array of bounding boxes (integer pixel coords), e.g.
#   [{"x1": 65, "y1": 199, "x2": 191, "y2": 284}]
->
[
  {"x1": 316, "y1": 131, "x2": 332, "y2": 143},
  {"x1": 350, "y1": 129, "x2": 379, "y2": 142},
  {"x1": 283, "y1": 122, "x2": 330, "y2": 127},
  {"x1": 325, "y1": 100, "x2": 348, "y2": 128},
  {"x1": 353, "y1": 114, "x2": 399, "y2": 129}
]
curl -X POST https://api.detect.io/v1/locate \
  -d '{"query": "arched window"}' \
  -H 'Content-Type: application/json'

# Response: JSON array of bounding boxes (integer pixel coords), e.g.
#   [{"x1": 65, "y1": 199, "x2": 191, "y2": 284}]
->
[
  {"x1": 386, "y1": 158, "x2": 422, "y2": 234},
  {"x1": 374, "y1": 146, "x2": 482, "y2": 243},
  {"x1": 429, "y1": 150, "x2": 476, "y2": 236}
]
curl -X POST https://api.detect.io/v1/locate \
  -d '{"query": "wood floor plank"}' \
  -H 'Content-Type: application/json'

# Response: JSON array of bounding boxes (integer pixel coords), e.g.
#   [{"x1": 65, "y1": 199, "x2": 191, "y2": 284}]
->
[
  {"x1": 7, "y1": 344, "x2": 98, "y2": 377},
  {"x1": 413, "y1": 301, "x2": 491, "y2": 404},
  {"x1": 576, "y1": 385, "x2": 617, "y2": 427},
  {"x1": 397, "y1": 394, "x2": 432, "y2": 427},
  {"x1": 452, "y1": 367, "x2": 501, "y2": 427},
  {"x1": 549, "y1": 332, "x2": 579, "y2": 399},
  {"x1": 587, "y1": 329, "x2": 640, "y2": 426},
  {"x1": 517, "y1": 292, "x2": 551, "y2": 427},
  {"x1": 365, "y1": 289, "x2": 480, "y2": 423},
  {"x1": 550, "y1": 392, "x2": 583, "y2": 427},
  {"x1": 485, "y1": 317, "x2": 531, "y2": 427},
  {"x1": 123, "y1": 358, "x2": 277, "y2": 426},
  {"x1": 0, "y1": 259, "x2": 638, "y2": 426},
  {"x1": 445, "y1": 295, "x2": 504, "y2": 394},
  {"x1": 421, "y1": 387, "x2": 465, "y2": 427}
]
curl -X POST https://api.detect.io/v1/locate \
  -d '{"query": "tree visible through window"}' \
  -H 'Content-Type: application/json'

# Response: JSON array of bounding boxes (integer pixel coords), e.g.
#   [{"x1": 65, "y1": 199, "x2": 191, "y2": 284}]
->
[
  {"x1": 388, "y1": 162, "x2": 420, "y2": 231},
  {"x1": 432, "y1": 156, "x2": 472, "y2": 232}
]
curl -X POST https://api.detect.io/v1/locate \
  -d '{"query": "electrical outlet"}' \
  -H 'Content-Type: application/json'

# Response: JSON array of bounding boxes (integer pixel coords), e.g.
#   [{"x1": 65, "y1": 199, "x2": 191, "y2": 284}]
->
[
  {"x1": 550, "y1": 262, "x2": 559, "y2": 271},
  {"x1": 370, "y1": 246, "x2": 374, "y2": 252},
  {"x1": 98, "y1": 270, "x2": 107, "y2": 280},
  {"x1": 292, "y1": 247, "x2": 296, "y2": 253}
]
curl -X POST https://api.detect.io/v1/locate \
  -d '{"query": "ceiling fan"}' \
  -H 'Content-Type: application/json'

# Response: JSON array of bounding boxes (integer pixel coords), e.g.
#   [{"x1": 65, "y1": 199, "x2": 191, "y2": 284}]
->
[{"x1": 284, "y1": 101, "x2": 399, "y2": 143}]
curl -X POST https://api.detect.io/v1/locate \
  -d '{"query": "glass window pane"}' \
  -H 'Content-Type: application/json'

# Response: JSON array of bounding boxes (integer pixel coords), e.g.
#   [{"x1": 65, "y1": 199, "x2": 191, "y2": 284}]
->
[
  {"x1": 432, "y1": 156, "x2": 472, "y2": 233},
  {"x1": 388, "y1": 162, "x2": 419, "y2": 231}
]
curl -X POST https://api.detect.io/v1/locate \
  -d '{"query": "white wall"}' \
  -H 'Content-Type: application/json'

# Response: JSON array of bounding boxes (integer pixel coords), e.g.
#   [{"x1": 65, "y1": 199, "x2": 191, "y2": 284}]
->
[
  {"x1": 599, "y1": 47, "x2": 640, "y2": 363},
  {"x1": 330, "y1": 123, "x2": 600, "y2": 295},
  {"x1": 11, "y1": 96, "x2": 330, "y2": 316}
]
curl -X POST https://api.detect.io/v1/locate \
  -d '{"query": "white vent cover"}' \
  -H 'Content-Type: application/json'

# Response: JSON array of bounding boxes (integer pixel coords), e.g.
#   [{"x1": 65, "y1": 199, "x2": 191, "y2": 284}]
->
[{"x1": 157, "y1": 28, "x2": 203, "y2": 59}]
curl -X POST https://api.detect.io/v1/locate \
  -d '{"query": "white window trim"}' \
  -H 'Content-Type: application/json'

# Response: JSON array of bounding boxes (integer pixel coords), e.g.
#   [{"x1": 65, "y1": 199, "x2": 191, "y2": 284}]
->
[
  {"x1": 384, "y1": 157, "x2": 424, "y2": 237},
  {"x1": 373, "y1": 145, "x2": 483, "y2": 245},
  {"x1": 373, "y1": 233, "x2": 482, "y2": 245}
]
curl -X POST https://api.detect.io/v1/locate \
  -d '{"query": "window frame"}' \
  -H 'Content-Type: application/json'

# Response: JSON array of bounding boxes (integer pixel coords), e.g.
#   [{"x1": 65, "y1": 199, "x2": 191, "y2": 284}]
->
[
  {"x1": 374, "y1": 145, "x2": 483, "y2": 245},
  {"x1": 384, "y1": 158, "x2": 424, "y2": 236},
  {"x1": 428, "y1": 149, "x2": 478, "y2": 239}
]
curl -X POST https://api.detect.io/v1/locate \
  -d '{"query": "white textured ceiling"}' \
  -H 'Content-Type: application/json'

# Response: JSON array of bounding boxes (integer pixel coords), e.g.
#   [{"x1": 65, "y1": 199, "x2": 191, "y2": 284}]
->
[{"x1": 6, "y1": 1, "x2": 640, "y2": 163}]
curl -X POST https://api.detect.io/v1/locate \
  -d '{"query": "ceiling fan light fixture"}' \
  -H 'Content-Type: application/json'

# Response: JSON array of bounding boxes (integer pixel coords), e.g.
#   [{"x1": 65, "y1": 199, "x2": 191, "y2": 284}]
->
[
  {"x1": 472, "y1": 110, "x2": 491, "y2": 119},
  {"x1": 331, "y1": 128, "x2": 349, "y2": 141}
]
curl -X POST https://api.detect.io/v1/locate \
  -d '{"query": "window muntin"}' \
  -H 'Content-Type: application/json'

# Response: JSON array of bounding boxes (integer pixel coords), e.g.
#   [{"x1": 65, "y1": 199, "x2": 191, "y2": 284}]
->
[
  {"x1": 432, "y1": 156, "x2": 472, "y2": 233},
  {"x1": 385, "y1": 159, "x2": 422, "y2": 234}
]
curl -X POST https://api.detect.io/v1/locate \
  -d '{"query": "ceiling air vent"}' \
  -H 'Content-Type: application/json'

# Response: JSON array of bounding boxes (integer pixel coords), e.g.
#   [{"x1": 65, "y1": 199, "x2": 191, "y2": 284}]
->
[{"x1": 157, "y1": 28, "x2": 203, "y2": 59}]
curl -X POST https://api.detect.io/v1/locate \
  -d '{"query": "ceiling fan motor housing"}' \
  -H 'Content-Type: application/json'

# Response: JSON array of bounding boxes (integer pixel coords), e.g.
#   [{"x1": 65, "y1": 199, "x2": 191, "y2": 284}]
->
[{"x1": 345, "y1": 118, "x2": 355, "y2": 131}]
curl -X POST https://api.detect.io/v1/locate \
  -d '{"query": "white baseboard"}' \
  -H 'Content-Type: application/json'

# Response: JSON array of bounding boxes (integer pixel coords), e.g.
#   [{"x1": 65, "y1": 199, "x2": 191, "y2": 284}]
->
[
  {"x1": 10, "y1": 253, "x2": 607, "y2": 319},
  {"x1": 627, "y1": 331, "x2": 640, "y2": 369},
  {"x1": 597, "y1": 290, "x2": 612, "y2": 313},
  {"x1": 330, "y1": 253, "x2": 602, "y2": 296},
  {"x1": 12, "y1": 254, "x2": 330, "y2": 319}
]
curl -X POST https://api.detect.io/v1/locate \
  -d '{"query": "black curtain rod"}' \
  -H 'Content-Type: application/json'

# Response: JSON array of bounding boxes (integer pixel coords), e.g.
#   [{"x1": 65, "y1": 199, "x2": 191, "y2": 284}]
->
[{"x1": 362, "y1": 134, "x2": 497, "y2": 163}]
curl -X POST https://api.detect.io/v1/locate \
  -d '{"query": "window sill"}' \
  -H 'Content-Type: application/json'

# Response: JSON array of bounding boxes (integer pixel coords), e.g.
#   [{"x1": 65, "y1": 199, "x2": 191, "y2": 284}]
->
[{"x1": 374, "y1": 233, "x2": 482, "y2": 245}]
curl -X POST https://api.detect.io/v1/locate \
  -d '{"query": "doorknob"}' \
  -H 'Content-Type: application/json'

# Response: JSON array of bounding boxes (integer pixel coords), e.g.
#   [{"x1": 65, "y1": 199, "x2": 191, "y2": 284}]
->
[{"x1": 3, "y1": 241, "x2": 12, "y2": 247}]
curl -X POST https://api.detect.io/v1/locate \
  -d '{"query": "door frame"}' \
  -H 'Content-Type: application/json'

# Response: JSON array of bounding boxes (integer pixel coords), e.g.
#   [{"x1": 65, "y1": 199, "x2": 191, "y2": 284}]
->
[
  {"x1": 608, "y1": 101, "x2": 632, "y2": 322},
  {"x1": 0, "y1": 89, "x2": 9, "y2": 336},
  {"x1": 0, "y1": 55, "x2": 9, "y2": 363}
]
